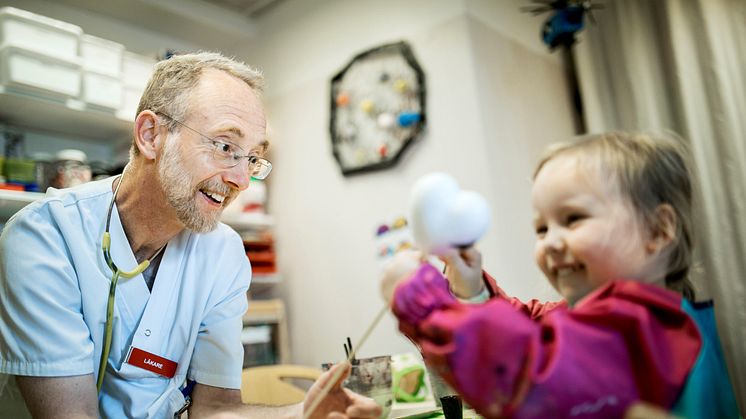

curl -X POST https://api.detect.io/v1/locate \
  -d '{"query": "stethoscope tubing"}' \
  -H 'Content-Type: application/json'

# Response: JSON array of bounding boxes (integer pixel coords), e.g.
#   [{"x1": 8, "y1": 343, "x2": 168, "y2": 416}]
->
[{"x1": 96, "y1": 172, "x2": 154, "y2": 393}]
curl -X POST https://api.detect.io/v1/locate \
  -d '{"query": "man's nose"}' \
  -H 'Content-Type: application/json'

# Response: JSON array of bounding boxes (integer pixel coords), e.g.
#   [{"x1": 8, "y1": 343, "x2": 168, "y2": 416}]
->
[{"x1": 222, "y1": 160, "x2": 252, "y2": 191}]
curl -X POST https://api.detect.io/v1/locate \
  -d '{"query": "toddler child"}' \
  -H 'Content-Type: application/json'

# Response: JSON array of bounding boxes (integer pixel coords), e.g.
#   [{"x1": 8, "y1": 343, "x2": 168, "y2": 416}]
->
[{"x1": 381, "y1": 132, "x2": 739, "y2": 418}]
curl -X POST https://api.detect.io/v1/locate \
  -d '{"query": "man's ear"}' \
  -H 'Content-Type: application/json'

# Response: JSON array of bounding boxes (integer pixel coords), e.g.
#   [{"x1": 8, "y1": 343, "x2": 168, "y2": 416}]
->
[
  {"x1": 134, "y1": 111, "x2": 162, "y2": 160},
  {"x1": 646, "y1": 203, "x2": 677, "y2": 254}
]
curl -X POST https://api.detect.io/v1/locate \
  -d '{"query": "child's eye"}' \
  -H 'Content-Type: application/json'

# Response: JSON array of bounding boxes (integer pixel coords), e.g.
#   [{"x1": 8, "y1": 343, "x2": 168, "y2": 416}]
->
[
  {"x1": 566, "y1": 213, "x2": 586, "y2": 226},
  {"x1": 535, "y1": 225, "x2": 547, "y2": 237}
]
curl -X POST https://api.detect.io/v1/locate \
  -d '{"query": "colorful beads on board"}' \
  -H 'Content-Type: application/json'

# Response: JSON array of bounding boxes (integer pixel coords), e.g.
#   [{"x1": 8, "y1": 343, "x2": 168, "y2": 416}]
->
[
  {"x1": 398, "y1": 112, "x2": 422, "y2": 127},
  {"x1": 376, "y1": 216, "x2": 413, "y2": 263},
  {"x1": 392, "y1": 217, "x2": 407, "y2": 229},
  {"x1": 377, "y1": 112, "x2": 395, "y2": 128},
  {"x1": 360, "y1": 99, "x2": 375, "y2": 114},
  {"x1": 336, "y1": 93, "x2": 350, "y2": 107},
  {"x1": 379, "y1": 144, "x2": 388, "y2": 157},
  {"x1": 394, "y1": 79, "x2": 409, "y2": 93}
]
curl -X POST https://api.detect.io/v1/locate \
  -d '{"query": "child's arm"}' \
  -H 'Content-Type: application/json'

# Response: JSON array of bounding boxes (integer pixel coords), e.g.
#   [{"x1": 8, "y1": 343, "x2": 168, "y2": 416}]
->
[
  {"x1": 381, "y1": 248, "x2": 566, "y2": 319},
  {"x1": 482, "y1": 271, "x2": 566, "y2": 319},
  {"x1": 441, "y1": 247, "x2": 566, "y2": 318},
  {"x1": 392, "y1": 264, "x2": 702, "y2": 418}
]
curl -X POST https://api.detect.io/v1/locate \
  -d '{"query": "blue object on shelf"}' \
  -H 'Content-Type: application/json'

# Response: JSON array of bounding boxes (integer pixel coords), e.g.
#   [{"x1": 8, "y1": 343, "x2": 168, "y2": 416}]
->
[{"x1": 23, "y1": 183, "x2": 40, "y2": 192}]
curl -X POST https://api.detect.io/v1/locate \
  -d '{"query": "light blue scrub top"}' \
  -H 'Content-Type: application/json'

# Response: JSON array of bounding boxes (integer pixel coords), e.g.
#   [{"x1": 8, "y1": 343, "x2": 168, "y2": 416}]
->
[{"x1": 0, "y1": 177, "x2": 251, "y2": 418}]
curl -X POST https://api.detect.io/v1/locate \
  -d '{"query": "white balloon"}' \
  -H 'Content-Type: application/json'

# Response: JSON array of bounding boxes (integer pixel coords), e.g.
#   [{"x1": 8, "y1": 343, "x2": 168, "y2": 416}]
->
[
  {"x1": 409, "y1": 172, "x2": 491, "y2": 255},
  {"x1": 409, "y1": 173, "x2": 456, "y2": 251}
]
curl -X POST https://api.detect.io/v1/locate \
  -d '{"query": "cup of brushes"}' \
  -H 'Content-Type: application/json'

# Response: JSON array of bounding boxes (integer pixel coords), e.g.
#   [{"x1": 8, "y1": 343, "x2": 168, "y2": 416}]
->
[{"x1": 322, "y1": 337, "x2": 393, "y2": 419}]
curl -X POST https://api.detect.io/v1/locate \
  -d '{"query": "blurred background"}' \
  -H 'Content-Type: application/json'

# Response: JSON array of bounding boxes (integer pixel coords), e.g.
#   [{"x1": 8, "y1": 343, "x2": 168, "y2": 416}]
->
[{"x1": 0, "y1": 0, "x2": 742, "y2": 409}]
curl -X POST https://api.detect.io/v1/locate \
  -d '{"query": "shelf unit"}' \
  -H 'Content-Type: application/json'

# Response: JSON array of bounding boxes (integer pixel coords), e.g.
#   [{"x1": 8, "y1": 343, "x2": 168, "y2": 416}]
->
[
  {"x1": 0, "y1": 189, "x2": 45, "y2": 220},
  {"x1": 252, "y1": 272, "x2": 281, "y2": 285},
  {"x1": 242, "y1": 299, "x2": 290, "y2": 365},
  {"x1": 0, "y1": 87, "x2": 132, "y2": 221},
  {"x1": 0, "y1": 87, "x2": 133, "y2": 142}
]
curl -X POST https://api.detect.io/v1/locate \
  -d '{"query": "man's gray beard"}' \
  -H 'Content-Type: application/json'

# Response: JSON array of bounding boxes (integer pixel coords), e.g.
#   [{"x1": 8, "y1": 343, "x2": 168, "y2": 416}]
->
[{"x1": 157, "y1": 137, "x2": 224, "y2": 233}]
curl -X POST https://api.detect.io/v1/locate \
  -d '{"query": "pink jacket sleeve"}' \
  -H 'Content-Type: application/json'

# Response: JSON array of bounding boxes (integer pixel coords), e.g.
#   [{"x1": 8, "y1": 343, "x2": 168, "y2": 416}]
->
[{"x1": 392, "y1": 263, "x2": 701, "y2": 418}]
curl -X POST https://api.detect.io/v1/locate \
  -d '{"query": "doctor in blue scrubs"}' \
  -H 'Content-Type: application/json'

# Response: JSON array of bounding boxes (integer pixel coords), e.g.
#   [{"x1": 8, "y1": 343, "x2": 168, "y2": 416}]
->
[{"x1": 0, "y1": 52, "x2": 380, "y2": 419}]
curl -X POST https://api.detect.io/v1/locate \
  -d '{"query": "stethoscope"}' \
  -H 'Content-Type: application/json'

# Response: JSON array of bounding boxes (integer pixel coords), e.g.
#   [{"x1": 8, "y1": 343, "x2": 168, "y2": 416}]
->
[{"x1": 97, "y1": 170, "x2": 166, "y2": 393}]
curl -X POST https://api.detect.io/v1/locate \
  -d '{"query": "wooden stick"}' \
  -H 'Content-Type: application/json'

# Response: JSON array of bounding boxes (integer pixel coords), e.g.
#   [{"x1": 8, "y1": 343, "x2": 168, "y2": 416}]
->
[{"x1": 302, "y1": 304, "x2": 389, "y2": 419}]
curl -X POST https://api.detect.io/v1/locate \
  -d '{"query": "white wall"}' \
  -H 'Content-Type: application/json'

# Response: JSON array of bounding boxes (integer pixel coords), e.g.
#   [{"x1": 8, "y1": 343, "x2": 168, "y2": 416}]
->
[
  {"x1": 245, "y1": 0, "x2": 575, "y2": 367},
  {"x1": 466, "y1": 16, "x2": 576, "y2": 302}
]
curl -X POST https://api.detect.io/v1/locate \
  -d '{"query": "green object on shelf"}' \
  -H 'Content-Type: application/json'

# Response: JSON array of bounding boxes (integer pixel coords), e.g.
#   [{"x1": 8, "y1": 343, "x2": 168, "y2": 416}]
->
[{"x1": 4, "y1": 158, "x2": 36, "y2": 183}]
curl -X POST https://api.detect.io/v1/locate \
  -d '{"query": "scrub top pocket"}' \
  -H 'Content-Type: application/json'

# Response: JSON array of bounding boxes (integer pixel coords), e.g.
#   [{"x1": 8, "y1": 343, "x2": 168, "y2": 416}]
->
[{"x1": 117, "y1": 357, "x2": 169, "y2": 380}]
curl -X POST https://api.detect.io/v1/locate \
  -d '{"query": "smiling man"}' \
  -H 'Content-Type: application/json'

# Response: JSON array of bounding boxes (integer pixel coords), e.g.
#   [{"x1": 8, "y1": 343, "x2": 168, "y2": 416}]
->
[{"x1": 0, "y1": 52, "x2": 380, "y2": 419}]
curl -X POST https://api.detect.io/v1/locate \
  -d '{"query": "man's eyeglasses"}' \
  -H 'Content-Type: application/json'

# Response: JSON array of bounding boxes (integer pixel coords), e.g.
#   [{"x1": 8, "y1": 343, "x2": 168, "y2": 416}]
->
[{"x1": 157, "y1": 112, "x2": 272, "y2": 180}]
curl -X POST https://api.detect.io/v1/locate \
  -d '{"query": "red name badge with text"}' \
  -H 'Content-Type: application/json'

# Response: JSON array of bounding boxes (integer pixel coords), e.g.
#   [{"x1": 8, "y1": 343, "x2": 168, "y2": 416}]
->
[{"x1": 126, "y1": 347, "x2": 178, "y2": 378}]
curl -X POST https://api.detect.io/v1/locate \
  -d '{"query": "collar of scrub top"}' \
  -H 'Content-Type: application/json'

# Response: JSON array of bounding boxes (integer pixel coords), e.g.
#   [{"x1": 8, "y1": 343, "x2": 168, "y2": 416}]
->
[{"x1": 97, "y1": 169, "x2": 167, "y2": 393}]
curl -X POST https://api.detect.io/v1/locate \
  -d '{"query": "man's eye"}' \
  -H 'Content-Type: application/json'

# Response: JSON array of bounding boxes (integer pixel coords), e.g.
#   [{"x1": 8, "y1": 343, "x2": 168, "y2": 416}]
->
[
  {"x1": 213, "y1": 141, "x2": 233, "y2": 154},
  {"x1": 248, "y1": 155, "x2": 258, "y2": 165}
]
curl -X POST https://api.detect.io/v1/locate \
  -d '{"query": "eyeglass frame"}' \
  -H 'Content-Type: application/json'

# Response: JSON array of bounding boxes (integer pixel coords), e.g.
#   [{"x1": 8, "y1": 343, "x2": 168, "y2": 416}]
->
[{"x1": 155, "y1": 112, "x2": 272, "y2": 180}]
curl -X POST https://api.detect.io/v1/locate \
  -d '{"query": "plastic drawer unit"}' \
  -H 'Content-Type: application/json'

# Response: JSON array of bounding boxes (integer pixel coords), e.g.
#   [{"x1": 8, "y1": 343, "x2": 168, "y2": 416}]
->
[
  {"x1": 0, "y1": 7, "x2": 82, "y2": 63},
  {"x1": 0, "y1": 46, "x2": 80, "y2": 99}
]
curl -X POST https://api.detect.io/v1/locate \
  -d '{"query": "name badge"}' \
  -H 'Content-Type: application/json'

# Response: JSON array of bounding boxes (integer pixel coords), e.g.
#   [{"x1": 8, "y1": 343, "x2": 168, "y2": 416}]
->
[{"x1": 126, "y1": 346, "x2": 178, "y2": 378}]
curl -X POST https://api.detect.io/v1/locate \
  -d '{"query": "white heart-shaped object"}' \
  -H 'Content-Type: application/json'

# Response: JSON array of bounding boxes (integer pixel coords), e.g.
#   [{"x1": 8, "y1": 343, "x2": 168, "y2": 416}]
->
[{"x1": 409, "y1": 172, "x2": 491, "y2": 255}]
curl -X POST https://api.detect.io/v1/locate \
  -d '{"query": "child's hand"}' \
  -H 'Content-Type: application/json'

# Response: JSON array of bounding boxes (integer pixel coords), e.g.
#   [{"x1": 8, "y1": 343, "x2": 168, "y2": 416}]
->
[
  {"x1": 440, "y1": 246, "x2": 485, "y2": 299},
  {"x1": 381, "y1": 249, "x2": 424, "y2": 306}
]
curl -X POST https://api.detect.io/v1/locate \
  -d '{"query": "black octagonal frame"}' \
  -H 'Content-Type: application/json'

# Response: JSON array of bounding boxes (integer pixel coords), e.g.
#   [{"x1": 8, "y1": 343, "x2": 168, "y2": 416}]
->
[{"x1": 329, "y1": 41, "x2": 427, "y2": 176}]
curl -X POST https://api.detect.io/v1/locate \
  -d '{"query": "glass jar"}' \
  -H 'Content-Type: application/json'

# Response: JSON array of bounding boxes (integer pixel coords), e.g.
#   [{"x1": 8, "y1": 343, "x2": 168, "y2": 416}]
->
[
  {"x1": 51, "y1": 149, "x2": 92, "y2": 189},
  {"x1": 30, "y1": 152, "x2": 54, "y2": 192}
]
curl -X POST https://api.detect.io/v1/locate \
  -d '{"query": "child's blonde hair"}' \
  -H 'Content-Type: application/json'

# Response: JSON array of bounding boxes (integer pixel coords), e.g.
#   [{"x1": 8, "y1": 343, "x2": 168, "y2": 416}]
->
[{"x1": 534, "y1": 132, "x2": 696, "y2": 300}]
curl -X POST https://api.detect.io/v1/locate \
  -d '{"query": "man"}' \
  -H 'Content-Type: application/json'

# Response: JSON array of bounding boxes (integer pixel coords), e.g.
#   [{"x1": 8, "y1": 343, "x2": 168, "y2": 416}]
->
[{"x1": 0, "y1": 52, "x2": 380, "y2": 419}]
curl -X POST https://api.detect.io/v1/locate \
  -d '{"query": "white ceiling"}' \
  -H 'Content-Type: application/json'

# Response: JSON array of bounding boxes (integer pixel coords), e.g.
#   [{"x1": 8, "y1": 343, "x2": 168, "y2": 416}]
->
[{"x1": 202, "y1": 0, "x2": 284, "y2": 17}]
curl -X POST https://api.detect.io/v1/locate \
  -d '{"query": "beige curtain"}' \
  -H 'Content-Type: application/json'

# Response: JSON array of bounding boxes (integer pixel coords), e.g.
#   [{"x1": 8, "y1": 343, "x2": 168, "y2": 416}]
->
[{"x1": 575, "y1": 0, "x2": 746, "y2": 409}]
